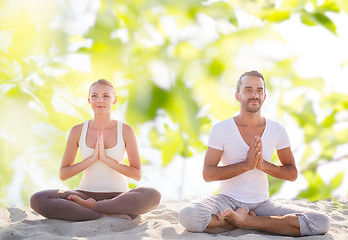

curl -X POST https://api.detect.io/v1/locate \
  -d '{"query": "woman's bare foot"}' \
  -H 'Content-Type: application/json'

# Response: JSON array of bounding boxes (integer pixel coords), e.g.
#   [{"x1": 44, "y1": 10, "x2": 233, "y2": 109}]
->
[
  {"x1": 103, "y1": 213, "x2": 132, "y2": 221},
  {"x1": 67, "y1": 195, "x2": 96, "y2": 210},
  {"x1": 67, "y1": 195, "x2": 131, "y2": 220}
]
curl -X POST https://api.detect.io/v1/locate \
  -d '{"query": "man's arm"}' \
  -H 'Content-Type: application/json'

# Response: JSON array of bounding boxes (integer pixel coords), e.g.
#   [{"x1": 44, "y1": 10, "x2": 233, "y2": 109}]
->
[
  {"x1": 203, "y1": 136, "x2": 262, "y2": 182},
  {"x1": 256, "y1": 146, "x2": 297, "y2": 181}
]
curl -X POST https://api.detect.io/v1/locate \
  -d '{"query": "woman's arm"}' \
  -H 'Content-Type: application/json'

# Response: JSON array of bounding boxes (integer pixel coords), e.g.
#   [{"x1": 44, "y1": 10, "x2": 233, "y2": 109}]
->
[
  {"x1": 99, "y1": 124, "x2": 142, "y2": 181},
  {"x1": 59, "y1": 124, "x2": 98, "y2": 181}
]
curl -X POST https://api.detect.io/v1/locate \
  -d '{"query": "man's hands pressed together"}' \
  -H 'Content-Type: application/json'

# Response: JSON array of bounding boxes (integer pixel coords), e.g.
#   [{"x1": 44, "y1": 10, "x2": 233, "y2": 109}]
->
[{"x1": 245, "y1": 136, "x2": 265, "y2": 171}]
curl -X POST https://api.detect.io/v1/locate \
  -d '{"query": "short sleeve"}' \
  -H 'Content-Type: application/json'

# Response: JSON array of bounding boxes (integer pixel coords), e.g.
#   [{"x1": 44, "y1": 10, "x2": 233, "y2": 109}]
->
[
  {"x1": 276, "y1": 123, "x2": 290, "y2": 150},
  {"x1": 208, "y1": 123, "x2": 223, "y2": 150}
]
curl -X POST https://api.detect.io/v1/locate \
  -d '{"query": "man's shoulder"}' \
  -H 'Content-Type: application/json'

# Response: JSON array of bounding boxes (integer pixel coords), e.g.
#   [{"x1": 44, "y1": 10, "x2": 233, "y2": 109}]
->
[
  {"x1": 266, "y1": 118, "x2": 286, "y2": 131},
  {"x1": 216, "y1": 117, "x2": 234, "y2": 125},
  {"x1": 213, "y1": 117, "x2": 234, "y2": 129}
]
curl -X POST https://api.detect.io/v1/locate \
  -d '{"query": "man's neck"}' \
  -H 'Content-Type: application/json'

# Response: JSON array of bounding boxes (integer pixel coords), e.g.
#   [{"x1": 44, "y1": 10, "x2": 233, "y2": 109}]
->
[{"x1": 234, "y1": 111, "x2": 264, "y2": 127}]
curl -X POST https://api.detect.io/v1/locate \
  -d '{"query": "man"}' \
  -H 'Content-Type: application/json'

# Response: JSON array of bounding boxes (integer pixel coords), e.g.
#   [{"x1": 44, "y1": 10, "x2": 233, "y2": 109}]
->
[{"x1": 179, "y1": 71, "x2": 330, "y2": 236}]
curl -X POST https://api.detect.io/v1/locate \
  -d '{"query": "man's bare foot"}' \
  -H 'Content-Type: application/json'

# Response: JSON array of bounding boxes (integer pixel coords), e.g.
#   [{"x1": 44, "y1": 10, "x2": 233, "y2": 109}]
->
[
  {"x1": 204, "y1": 214, "x2": 236, "y2": 233},
  {"x1": 67, "y1": 195, "x2": 96, "y2": 210},
  {"x1": 103, "y1": 213, "x2": 132, "y2": 221},
  {"x1": 218, "y1": 208, "x2": 251, "y2": 228},
  {"x1": 249, "y1": 210, "x2": 257, "y2": 217}
]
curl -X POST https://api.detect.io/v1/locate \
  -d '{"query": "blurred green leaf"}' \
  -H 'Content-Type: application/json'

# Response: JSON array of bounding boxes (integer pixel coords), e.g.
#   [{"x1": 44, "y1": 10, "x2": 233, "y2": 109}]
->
[
  {"x1": 322, "y1": 110, "x2": 336, "y2": 127},
  {"x1": 268, "y1": 175, "x2": 284, "y2": 196},
  {"x1": 330, "y1": 171, "x2": 344, "y2": 189},
  {"x1": 149, "y1": 127, "x2": 185, "y2": 167},
  {"x1": 321, "y1": 93, "x2": 348, "y2": 111},
  {"x1": 298, "y1": 171, "x2": 331, "y2": 201},
  {"x1": 262, "y1": 10, "x2": 291, "y2": 22},
  {"x1": 209, "y1": 59, "x2": 225, "y2": 76},
  {"x1": 201, "y1": 2, "x2": 238, "y2": 26},
  {"x1": 318, "y1": 0, "x2": 340, "y2": 12},
  {"x1": 173, "y1": 42, "x2": 200, "y2": 61},
  {"x1": 161, "y1": 129, "x2": 184, "y2": 166},
  {"x1": 301, "y1": 11, "x2": 337, "y2": 35},
  {"x1": 281, "y1": 0, "x2": 303, "y2": 8},
  {"x1": 126, "y1": 82, "x2": 170, "y2": 126}
]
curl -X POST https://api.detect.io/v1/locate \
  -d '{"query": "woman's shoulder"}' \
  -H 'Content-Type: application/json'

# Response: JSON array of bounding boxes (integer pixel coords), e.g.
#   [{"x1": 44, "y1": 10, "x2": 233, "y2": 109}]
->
[
  {"x1": 120, "y1": 122, "x2": 136, "y2": 138},
  {"x1": 71, "y1": 122, "x2": 84, "y2": 131},
  {"x1": 121, "y1": 122, "x2": 133, "y2": 133},
  {"x1": 69, "y1": 122, "x2": 85, "y2": 138}
]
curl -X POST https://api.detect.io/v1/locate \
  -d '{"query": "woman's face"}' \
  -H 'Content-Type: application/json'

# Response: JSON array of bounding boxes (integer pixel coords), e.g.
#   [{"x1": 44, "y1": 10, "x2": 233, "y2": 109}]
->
[{"x1": 88, "y1": 83, "x2": 117, "y2": 114}]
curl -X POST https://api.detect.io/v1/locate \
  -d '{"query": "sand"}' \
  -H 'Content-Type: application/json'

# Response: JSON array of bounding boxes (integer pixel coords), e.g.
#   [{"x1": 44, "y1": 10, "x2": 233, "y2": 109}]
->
[{"x1": 0, "y1": 198, "x2": 347, "y2": 240}]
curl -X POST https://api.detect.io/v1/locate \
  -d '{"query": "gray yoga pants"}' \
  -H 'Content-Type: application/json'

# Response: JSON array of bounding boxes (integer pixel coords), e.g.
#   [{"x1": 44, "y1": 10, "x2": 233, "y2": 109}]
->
[
  {"x1": 30, "y1": 187, "x2": 161, "y2": 221},
  {"x1": 179, "y1": 194, "x2": 330, "y2": 236}
]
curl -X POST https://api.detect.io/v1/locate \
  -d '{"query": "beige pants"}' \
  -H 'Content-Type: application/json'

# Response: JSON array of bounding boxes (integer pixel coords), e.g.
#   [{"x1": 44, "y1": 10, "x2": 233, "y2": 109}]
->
[{"x1": 179, "y1": 194, "x2": 330, "y2": 236}]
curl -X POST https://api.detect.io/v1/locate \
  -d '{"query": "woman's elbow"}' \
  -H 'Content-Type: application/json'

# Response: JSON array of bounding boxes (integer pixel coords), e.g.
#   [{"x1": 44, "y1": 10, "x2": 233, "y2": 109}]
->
[
  {"x1": 60, "y1": 174, "x2": 67, "y2": 181},
  {"x1": 134, "y1": 175, "x2": 141, "y2": 181},
  {"x1": 59, "y1": 169, "x2": 68, "y2": 181},
  {"x1": 134, "y1": 170, "x2": 142, "y2": 181}
]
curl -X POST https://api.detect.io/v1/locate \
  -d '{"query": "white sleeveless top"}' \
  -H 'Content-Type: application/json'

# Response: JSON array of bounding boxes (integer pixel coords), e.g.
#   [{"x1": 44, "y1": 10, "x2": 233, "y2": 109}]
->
[{"x1": 77, "y1": 120, "x2": 129, "y2": 192}]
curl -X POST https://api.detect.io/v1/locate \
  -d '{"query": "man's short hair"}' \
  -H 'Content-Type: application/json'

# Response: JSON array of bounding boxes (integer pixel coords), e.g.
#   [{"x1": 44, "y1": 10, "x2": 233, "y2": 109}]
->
[{"x1": 236, "y1": 70, "x2": 265, "y2": 93}]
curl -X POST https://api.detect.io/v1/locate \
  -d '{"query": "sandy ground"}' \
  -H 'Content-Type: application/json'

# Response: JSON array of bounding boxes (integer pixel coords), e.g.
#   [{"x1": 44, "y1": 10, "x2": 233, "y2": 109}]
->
[{"x1": 0, "y1": 198, "x2": 347, "y2": 240}]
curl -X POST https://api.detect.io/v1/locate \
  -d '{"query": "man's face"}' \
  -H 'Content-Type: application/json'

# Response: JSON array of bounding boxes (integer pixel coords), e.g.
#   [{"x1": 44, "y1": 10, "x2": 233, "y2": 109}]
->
[{"x1": 235, "y1": 76, "x2": 266, "y2": 113}]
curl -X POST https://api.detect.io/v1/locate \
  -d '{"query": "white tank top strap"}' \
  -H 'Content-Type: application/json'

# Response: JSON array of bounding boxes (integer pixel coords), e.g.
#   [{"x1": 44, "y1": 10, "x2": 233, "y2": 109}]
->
[
  {"x1": 117, "y1": 121, "x2": 123, "y2": 145},
  {"x1": 79, "y1": 120, "x2": 89, "y2": 147}
]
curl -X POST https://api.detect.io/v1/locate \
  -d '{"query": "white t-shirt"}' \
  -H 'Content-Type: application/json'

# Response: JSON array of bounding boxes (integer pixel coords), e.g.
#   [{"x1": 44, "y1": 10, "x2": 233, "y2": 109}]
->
[{"x1": 208, "y1": 117, "x2": 290, "y2": 203}]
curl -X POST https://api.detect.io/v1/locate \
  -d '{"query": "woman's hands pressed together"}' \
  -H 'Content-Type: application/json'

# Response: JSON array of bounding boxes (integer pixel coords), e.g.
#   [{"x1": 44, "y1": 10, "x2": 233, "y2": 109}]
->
[
  {"x1": 90, "y1": 132, "x2": 100, "y2": 162},
  {"x1": 89, "y1": 131, "x2": 109, "y2": 164},
  {"x1": 96, "y1": 131, "x2": 107, "y2": 162}
]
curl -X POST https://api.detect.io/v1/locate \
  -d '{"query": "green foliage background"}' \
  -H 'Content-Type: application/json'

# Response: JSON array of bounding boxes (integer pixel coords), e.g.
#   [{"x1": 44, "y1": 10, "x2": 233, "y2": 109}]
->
[{"x1": 1, "y1": 0, "x2": 347, "y2": 205}]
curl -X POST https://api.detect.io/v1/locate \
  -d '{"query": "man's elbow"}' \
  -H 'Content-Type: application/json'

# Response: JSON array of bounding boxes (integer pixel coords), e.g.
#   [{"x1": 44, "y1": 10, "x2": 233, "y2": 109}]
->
[
  {"x1": 202, "y1": 169, "x2": 213, "y2": 182},
  {"x1": 288, "y1": 168, "x2": 298, "y2": 182}
]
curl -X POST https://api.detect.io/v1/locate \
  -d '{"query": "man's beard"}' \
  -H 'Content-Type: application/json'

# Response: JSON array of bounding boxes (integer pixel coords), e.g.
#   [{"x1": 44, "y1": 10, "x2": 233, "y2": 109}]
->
[{"x1": 243, "y1": 98, "x2": 262, "y2": 113}]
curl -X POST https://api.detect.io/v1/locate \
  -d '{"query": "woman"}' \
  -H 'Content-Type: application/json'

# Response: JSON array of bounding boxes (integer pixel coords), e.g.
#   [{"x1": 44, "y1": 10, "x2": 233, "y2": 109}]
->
[{"x1": 30, "y1": 79, "x2": 161, "y2": 221}]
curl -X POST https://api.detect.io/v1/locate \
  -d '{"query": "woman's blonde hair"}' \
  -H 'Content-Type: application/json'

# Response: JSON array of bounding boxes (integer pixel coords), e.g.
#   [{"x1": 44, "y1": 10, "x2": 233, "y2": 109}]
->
[{"x1": 89, "y1": 79, "x2": 116, "y2": 96}]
